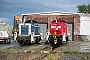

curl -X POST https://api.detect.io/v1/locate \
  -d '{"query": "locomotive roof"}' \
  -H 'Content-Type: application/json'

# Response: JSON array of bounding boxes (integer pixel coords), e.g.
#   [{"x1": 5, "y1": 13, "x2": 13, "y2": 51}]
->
[
  {"x1": 52, "y1": 19, "x2": 67, "y2": 23},
  {"x1": 25, "y1": 20, "x2": 38, "y2": 23}
]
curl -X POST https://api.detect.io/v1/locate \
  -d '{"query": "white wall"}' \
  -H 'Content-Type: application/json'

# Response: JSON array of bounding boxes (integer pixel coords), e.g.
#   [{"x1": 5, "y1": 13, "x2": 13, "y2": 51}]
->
[{"x1": 80, "y1": 14, "x2": 90, "y2": 35}]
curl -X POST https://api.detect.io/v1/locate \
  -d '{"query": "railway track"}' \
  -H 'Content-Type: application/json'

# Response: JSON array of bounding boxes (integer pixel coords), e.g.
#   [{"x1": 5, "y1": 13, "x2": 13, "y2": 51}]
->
[
  {"x1": 0, "y1": 40, "x2": 50, "y2": 52},
  {"x1": 3, "y1": 44, "x2": 52, "y2": 60},
  {"x1": 14, "y1": 45, "x2": 51, "y2": 60},
  {"x1": 1, "y1": 41, "x2": 90, "y2": 60},
  {"x1": 4, "y1": 44, "x2": 50, "y2": 51},
  {"x1": 0, "y1": 40, "x2": 68, "y2": 60},
  {"x1": 11, "y1": 50, "x2": 49, "y2": 60}
]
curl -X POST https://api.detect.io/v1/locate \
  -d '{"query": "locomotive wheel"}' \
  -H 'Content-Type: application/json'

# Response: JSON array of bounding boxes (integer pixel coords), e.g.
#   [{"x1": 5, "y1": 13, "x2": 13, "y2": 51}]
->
[
  {"x1": 35, "y1": 37, "x2": 41, "y2": 44},
  {"x1": 25, "y1": 40, "x2": 30, "y2": 45},
  {"x1": 66, "y1": 37, "x2": 69, "y2": 42},
  {"x1": 45, "y1": 40, "x2": 50, "y2": 44},
  {"x1": 48, "y1": 37, "x2": 53, "y2": 45},
  {"x1": 8, "y1": 40, "x2": 11, "y2": 44},
  {"x1": 18, "y1": 40, "x2": 24, "y2": 45}
]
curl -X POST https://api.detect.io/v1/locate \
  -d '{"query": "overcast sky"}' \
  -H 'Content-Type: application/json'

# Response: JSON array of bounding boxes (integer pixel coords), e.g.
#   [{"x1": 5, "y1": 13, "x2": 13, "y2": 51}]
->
[{"x1": 0, "y1": 0, "x2": 90, "y2": 26}]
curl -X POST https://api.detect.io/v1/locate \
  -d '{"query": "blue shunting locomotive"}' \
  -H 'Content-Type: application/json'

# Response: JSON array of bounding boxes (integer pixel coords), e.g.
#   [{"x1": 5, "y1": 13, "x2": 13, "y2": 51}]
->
[{"x1": 16, "y1": 20, "x2": 41, "y2": 45}]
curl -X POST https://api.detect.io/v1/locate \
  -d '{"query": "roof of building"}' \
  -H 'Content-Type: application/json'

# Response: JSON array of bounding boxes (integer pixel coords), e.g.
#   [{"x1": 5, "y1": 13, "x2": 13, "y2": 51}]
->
[
  {"x1": 22, "y1": 11, "x2": 74, "y2": 15},
  {"x1": 22, "y1": 11, "x2": 90, "y2": 16}
]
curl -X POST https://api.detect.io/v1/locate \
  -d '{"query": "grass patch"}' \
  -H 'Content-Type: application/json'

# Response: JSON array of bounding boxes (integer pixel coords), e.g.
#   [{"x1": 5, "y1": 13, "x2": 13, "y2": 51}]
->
[
  {"x1": 6, "y1": 49, "x2": 19, "y2": 53},
  {"x1": 0, "y1": 49, "x2": 19, "y2": 53},
  {"x1": 63, "y1": 50, "x2": 71, "y2": 53},
  {"x1": 63, "y1": 50, "x2": 79, "y2": 54},
  {"x1": 56, "y1": 52, "x2": 64, "y2": 57},
  {"x1": 47, "y1": 54, "x2": 54, "y2": 60},
  {"x1": 47, "y1": 52, "x2": 64, "y2": 60},
  {"x1": 87, "y1": 53, "x2": 90, "y2": 60},
  {"x1": 0, "y1": 49, "x2": 6, "y2": 52}
]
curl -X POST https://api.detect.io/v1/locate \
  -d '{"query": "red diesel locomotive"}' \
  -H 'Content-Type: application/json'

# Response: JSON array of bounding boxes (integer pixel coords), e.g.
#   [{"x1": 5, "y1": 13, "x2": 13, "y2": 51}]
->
[{"x1": 48, "y1": 19, "x2": 69, "y2": 49}]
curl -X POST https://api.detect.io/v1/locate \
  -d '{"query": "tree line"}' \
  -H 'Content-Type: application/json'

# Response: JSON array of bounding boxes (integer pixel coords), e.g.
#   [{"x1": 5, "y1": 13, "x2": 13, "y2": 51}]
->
[{"x1": 77, "y1": 4, "x2": 90, "y2": 13}]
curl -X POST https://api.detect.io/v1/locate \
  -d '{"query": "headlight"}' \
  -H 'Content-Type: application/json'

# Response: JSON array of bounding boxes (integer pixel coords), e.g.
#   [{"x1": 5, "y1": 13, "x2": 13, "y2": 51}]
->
[
  {"x1": 51, "y1": 26, "x2": 55, "y2": 28},
  {"x1": 58, "y1": 26, "x2": 61, "y2": 28}
]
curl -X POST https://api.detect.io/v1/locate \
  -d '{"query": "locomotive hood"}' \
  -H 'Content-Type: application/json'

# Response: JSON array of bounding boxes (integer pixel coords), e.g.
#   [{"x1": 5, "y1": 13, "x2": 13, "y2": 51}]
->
[{"x1": 50, "y1": 19, "x2": 68, "y2": 36}]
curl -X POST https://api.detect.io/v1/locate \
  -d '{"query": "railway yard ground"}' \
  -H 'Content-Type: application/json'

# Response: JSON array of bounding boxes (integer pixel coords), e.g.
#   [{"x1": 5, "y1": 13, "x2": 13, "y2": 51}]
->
[{"x1": 0, "y1": 39, "x2": 90, "y2": 60}]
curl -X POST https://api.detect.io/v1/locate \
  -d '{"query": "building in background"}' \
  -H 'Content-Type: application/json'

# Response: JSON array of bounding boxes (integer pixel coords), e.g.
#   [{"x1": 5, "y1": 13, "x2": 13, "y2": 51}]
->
[
  {"x1": 14, "y1": 16, "x2": 22, "y2": 28},
  {"x1": 22, "y1": 11, "x2": 80, "y2": 41},
  {"x1": 77, "y1": 13, "x2": 90, "y2": 40},
  {"x1": 14, "y1": 11, "x2": 90, "y2": 41}
]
